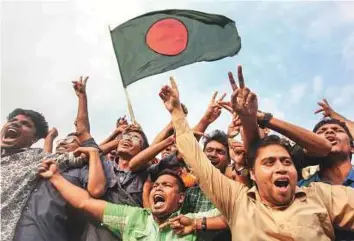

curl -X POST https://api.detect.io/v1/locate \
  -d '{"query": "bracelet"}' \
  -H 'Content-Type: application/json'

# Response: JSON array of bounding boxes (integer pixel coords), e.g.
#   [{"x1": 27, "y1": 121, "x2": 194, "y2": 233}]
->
[{"x1": 201, "y1": 217, "x2": 207, "y2": 232}]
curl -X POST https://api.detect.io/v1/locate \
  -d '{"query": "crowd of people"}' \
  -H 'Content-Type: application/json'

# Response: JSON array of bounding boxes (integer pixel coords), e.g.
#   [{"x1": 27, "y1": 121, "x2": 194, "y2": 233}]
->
[{"x1": 1, "y1": 65, "x2": 354, "y2": 241}]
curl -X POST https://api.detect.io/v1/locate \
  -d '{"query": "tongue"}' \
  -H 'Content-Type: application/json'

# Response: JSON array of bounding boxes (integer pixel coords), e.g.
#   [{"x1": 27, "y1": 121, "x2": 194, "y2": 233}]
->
[{"x1": 154, "y1": 202, "x2": 164, "y2": 208}]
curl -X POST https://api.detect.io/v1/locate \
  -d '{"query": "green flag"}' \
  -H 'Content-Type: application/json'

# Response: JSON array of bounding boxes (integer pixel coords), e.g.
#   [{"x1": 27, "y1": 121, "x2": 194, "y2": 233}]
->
[{"x1": 110, "y1": 9, "x2": 241, "y2": 87}]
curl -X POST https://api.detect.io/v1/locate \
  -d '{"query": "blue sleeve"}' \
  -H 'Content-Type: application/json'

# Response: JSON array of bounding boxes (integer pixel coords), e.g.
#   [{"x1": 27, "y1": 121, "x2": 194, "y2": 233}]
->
[
  {"x1": 81, "y1": 138, "x2": 100, "y2": 150},
  {"x1": 79, "y1": 156, "x2": 113, "y2": 192}
]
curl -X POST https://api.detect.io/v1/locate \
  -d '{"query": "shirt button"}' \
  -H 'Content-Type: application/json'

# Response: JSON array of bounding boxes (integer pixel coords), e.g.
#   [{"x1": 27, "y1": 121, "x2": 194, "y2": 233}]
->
[
  {"x1": 34, "y1": 189, "x2": 38, "y2": 192},
  {"x1": 26, "y1": 206, "x2": 29, "y2": 210},
  {"x1": 280, "y1": 224, "x2": 284, "y2": 229}
]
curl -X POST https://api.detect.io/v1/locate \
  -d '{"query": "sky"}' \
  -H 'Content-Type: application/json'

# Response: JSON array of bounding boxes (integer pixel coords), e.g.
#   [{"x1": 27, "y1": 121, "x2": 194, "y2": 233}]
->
[{"x1": 1, "y1": 0, "x2": 354, "y2": 150}]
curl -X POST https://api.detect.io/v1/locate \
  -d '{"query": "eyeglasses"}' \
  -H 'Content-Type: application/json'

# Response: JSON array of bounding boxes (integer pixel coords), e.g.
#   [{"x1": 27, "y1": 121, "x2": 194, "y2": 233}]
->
[
  {"x1": 56, "y1": 136, "x2": 79, "y2": 146},
  {"x1": 122, "y1": 133, "x2": 141, "y2": 145}
]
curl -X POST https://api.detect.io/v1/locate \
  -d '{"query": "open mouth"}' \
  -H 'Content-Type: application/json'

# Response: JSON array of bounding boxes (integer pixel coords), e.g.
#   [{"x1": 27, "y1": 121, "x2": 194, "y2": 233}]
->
[
  {"x1": 153, "y1": 194, "x2": 166, "y2": 208},
  {"x1": 326, "y1": 136, "x2": 337, "y2": 145},
  {"x1": 274, "y1": 178, "x2": 289, "y2": 192},
  {"x1": 4, "y1": 127, "x2": 20, "y2": 140},
  {"x1": 121, "y1": 141, "x2": 132, "y2": 148},
  {"x1": 209, "y1": 158, "x2": 219, "y2": 166}
]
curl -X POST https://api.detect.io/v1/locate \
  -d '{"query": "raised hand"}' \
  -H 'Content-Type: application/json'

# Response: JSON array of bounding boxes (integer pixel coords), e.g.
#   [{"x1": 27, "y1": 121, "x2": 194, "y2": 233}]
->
[
  {"x1": 315, "y1": 98, "x2": 336, "y2": 118},
  {"x1": 202, "y1": 91, "x2": 226, "y2": 124},
  {"x1": 116, "y1": 115, "x2": 128, "y2": 128},
  {"x1": 228, "y1": 113, "x2": 241, "y2": 138},
  {"x1": 159, "y1": 77, "x2": 181, "y2": 113},
  {"x1": 227, "y1": 65, "x2": 258, "y2": 117},
  {"x1": 72, "y1": 76, "x2": 89, "y2": 97},
  {"x1": 47, "y1": 127, "x2": 58, "y2": 139},
  {"x1": 38, "y1": 159, "x2": 58, "y2": 179},
  {"x1": 72, "y1": 146, "x2": 99, "y2": 157},
  {"x1": 160, "y1": 215, "x2": 195, "y2": 235}
]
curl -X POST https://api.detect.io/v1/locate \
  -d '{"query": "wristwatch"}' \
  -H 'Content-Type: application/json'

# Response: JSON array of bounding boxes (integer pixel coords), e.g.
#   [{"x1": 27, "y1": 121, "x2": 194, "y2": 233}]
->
[
  {"x1": 234, "y1": 166, "x2": 249, "y2": 176},
  {"x1": 201, "y1": 217, "x2": 207, "y2": 232},
  {"x1": 258, "y1": 112, "x2": 273, "y2": 129}
]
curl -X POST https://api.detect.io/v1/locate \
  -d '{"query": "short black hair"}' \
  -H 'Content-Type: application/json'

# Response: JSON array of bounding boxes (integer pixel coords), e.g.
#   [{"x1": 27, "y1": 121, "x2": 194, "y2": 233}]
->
[
  {"x1": 247, "y1": 135, "x2": 293, "y2": 168},
  {"x1": 153, "y1": 169, "x2": 186, "y2": 193},
  {"x1": 203, "y1": 129, "x2": 230, "y2": 161},
  {"x1": 7, "y1": 108, "x2": 48, "y2": 139},
  {"x1": 124, "y1": 126, "x2": 149, "y2": 150},
  {"x1": 313, "y1": 118, "x2": 353, "y2": 145}
]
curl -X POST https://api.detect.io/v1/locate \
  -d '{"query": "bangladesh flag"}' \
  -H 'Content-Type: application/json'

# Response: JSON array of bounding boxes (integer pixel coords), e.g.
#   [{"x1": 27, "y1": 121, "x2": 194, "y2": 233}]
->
[{"x1": 110, "y1": 9, "x2": 241, "y2": 87}]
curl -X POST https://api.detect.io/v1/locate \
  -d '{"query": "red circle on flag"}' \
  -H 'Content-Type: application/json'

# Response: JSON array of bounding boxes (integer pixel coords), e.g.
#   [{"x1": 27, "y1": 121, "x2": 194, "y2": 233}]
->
[{"x1": 146, "y1": 18, "x2": 188, "y2": 56}]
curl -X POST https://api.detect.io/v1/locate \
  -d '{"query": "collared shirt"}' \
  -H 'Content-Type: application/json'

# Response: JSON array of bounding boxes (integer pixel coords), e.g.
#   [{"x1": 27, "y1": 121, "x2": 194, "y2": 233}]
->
[
  {"x1": 298, "y1": 167, "x2": 354, "y2": 241},
  {"x1": 76, "y1": 160, "x2": 147, "y2": 241},
  {"x1": 109, "y1": 161, "x2": 148, "y2": 207},
  {"x1": 1, "y1": 147, "x2": 86, "y2": 241},
  {"x1": 181, "y1": 186, "x2": 214, "y2": 214},
  {"x1": 102, "y1": 203, "x2": 220, "y2": 241},
  {"x1": 173, "y1": 116, "x2": 354, "y2": 241},
  {"x1": 299, "y1": 168, "x2": 354, "y2": 188},
  {"x1": 11, "y1": 138, "x2": 101, "y2": 241}
]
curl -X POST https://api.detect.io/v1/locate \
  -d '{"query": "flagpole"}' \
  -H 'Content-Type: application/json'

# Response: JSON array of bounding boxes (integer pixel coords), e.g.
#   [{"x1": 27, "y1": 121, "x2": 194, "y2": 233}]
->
[
  {"x1": 123, "y1": 86, "x2": 137, "y2": 125},
  {"x1": 108, "y1": 25, "x2": 137, "y2": 125}
]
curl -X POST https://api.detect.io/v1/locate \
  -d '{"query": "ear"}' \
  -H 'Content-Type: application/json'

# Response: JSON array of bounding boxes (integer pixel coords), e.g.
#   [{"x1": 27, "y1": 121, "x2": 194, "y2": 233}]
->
[
  {"x1": 178, "y1": 192, "x2": 185, "y2": 204},
  {"x1": 250, "y1": 168, "x2": 256, "y2": 182}
]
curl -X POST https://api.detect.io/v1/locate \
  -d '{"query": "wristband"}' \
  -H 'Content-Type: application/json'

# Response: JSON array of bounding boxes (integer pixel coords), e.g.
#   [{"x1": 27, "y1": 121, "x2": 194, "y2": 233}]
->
[{"x1": 258, "y1": 112, "x2": 273, "y2": 129}]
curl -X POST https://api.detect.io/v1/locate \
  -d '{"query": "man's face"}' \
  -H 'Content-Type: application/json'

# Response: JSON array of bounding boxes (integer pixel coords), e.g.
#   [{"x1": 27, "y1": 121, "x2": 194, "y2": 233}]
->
[
  {"x1": 55, "y1": 135, "x2": 81, "y2": 154},
  {"x1": 117, "y1": 131, "x2": 143, "y2": 157},
  {"x1": 251, "y1": 144, "x2": 298, "y2": 207},
  {"x1": 204, "y1": 140, "x2": 229, "y2": 172},
  {"x1": 315, "y1": 123, "x2": 352, "y2": 157},
  {"x1": 149, "y1": 174, "x2": 184, "y2": 219},
  {"x1": 161, "y1": 144, "x2": 177, "y2": 159},
  {"x1": 1, "y1": 114, "x2": 37, "y2": 149}
]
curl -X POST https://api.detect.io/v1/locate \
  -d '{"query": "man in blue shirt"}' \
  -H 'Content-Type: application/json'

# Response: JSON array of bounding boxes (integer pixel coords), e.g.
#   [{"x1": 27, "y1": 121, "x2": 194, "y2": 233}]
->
[{"x1": 299, "y1": 118, "x2": 354, "y2": 241}]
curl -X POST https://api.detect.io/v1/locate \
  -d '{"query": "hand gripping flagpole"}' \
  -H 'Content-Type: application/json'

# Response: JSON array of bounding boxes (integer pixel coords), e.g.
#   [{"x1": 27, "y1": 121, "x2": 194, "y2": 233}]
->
[{"x1": 108, "y1": 25, "x2": 137, "y2": 125}]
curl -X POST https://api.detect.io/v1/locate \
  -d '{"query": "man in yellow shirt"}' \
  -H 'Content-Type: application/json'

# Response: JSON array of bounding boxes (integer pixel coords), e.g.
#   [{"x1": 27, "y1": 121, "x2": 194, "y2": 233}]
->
[{"x1": 158, "y1": 66, "x2": 354, "y2": 241}]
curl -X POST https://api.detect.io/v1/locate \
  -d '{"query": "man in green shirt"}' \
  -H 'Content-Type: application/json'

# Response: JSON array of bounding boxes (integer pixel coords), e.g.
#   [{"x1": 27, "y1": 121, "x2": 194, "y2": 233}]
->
[{"x1": 38, "y1": 161, "x2": 218, "y2": 241}]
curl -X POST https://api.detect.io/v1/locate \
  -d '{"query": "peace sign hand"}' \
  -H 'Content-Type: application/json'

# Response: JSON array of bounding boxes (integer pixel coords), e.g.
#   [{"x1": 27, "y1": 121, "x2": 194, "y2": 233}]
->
[{"x1": 228, "y1": 65, "x2": 258, "y2": 117}]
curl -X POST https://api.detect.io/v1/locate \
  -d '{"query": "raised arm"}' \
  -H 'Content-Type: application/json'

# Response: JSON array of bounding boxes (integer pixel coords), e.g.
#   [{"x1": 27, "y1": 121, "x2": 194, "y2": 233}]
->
[
  {"x1": 257, "y1": 112, "x2": 332, "y2": 156},
  {"x1": 159, "y1": 77, "x2": 245, "y2": 221},
  {"x1": 43, "y1": 128, "x2": 58, "y2": 153},
  {"x1": 151, "y1": 121, "x2": 174, "y2": 146},
  {"x1": 192, "y1": 92, "x2": 226, "y2": 141},
  {"x1": 129, "y1": 135, "x2": 175, "y2": 172},
  {"x1": 99, "y1": 117, "x2": 128, "y2": 146},
  {"x1": 73, "y1": 147, "x2": 106, "y2": 198},
  {"x1": 38, "y1": 160, "x2": 107, "y2": 221},
  {"x1": 315, "y1": 98, "x2": 354, "y2": 137},
  {"x1": 223, "y1": 66, "x2": 261, "y2": 152},
  {"x1": 72, "y1": 76, "x2": 92, "y2": 142}
]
